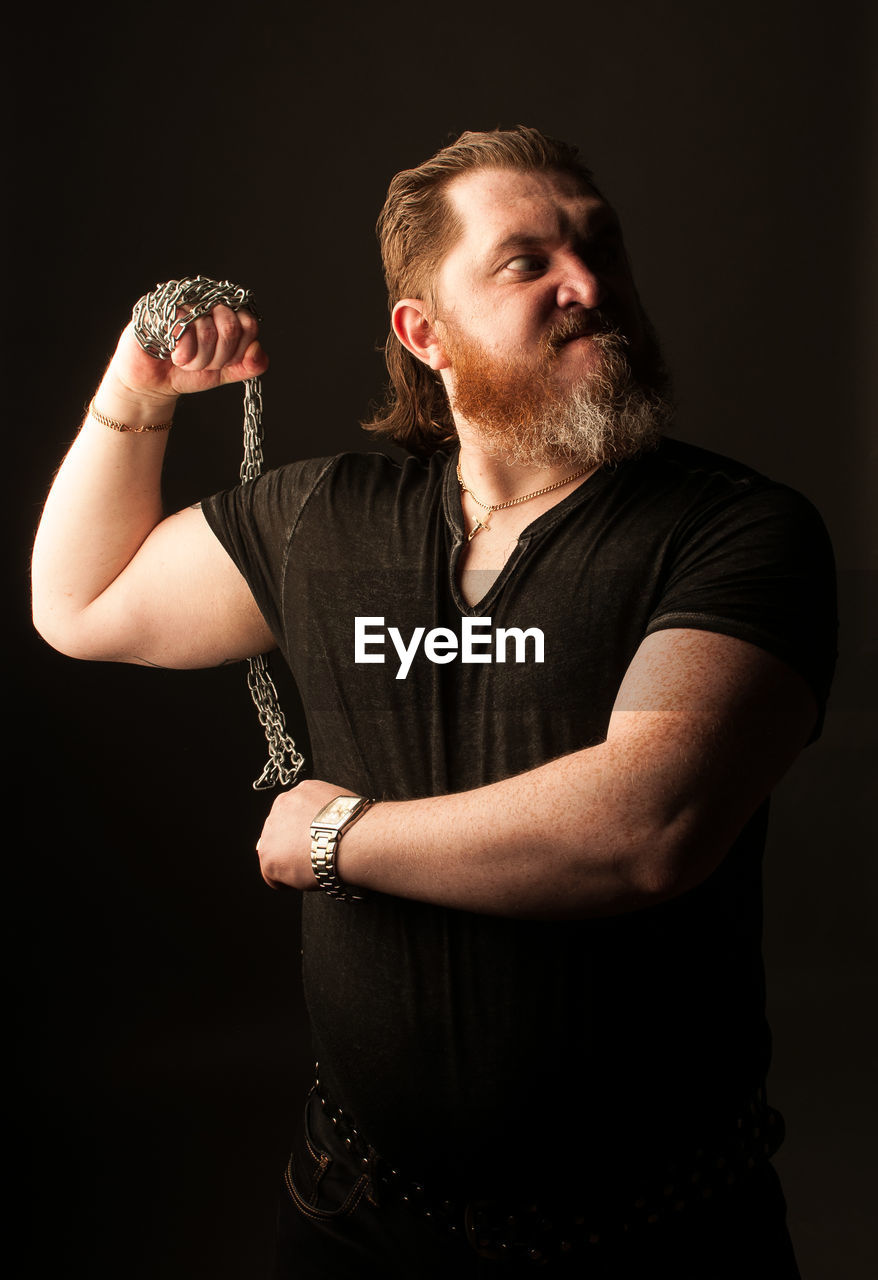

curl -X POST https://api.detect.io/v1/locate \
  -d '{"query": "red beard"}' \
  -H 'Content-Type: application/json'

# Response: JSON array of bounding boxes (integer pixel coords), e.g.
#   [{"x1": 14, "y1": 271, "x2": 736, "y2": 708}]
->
[{"x1": 441, "y1": 314, "x2": 671, "y2": 466}]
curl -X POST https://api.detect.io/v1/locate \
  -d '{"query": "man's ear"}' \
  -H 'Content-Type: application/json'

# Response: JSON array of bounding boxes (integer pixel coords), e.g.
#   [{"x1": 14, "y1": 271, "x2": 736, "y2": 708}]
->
[{"x1": 391, "y1": 299, "x2": 450, "y2": 371}]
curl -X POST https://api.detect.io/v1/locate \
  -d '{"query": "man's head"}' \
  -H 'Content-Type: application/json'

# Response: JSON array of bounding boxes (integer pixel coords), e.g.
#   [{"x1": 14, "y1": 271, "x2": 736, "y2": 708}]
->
[{"x1": 363, "y1": 127, "x2": 671, "y2": 462}]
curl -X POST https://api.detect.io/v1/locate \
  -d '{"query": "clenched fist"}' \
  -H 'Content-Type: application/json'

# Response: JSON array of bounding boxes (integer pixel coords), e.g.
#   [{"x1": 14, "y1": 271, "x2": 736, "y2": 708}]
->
[
  {"x1": 256, "y1": 779, "x2": 359, "y2": 891},
  {"x1": 99, "y1": 302, "x2": 269, "y2": 422}
]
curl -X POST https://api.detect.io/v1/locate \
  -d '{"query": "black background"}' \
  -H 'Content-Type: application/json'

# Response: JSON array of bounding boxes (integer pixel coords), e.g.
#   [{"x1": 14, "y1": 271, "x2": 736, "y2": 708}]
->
[{"x1": 8, "y1": 2, "x2": 876, "y2": 1276}]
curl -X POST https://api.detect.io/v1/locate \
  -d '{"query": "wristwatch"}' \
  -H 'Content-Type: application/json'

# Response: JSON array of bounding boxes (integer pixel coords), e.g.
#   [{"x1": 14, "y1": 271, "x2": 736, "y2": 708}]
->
[{"x1": 309, "y1": 794, "x2": 374, "y2": 902}]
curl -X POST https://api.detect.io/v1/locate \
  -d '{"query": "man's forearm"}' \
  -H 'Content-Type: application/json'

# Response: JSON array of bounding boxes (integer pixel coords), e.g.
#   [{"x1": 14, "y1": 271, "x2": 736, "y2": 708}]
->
[
  {"x1": 338, "y1": 739, "x2": 681, "y2": 918},
  {"x1": 257, "y1": 732, "x2": 730, "y2": 920},
  {"x1": 31, "y1": 372, "x2": 177, "y2": 656},
  {"x1": 255, "y1": 630, "x2": 817, "y2": 919}
]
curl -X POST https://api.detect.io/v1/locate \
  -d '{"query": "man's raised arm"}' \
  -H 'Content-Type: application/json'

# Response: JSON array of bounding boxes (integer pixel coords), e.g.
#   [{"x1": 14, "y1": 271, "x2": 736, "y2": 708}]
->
[{"x1": 31, "y1": 305, "x2": 275, "y2": 669}]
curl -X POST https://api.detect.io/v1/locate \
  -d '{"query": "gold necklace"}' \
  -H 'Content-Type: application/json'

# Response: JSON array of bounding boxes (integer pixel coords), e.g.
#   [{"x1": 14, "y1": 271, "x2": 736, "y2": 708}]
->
[{"x1": 456, "y1": 460, "x2": 592, "y2": 541}]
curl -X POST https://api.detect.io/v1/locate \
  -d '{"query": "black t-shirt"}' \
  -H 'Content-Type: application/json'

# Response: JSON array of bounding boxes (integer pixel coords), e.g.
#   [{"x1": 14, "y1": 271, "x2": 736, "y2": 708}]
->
[{"x1": 203, "y1": 438, "x2": 836, "y2": 1194}]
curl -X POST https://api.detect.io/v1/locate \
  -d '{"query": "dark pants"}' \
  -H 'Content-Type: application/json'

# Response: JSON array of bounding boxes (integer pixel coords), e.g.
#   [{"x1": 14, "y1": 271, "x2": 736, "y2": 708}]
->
[{"x1": 272, "y1": 1090, "x2": 802, "y2": 1279}]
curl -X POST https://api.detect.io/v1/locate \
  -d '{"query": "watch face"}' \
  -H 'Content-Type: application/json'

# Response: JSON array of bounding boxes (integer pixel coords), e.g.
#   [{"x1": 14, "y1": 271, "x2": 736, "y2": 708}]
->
[{"x1": 316, "y1": 795, "x2": 363, "y2": 827}]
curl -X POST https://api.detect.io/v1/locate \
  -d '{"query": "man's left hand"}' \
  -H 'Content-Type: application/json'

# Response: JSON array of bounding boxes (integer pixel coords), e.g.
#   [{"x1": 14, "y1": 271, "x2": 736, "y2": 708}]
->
[{"x1": 256, "y1": 779, "x2": 356, "y2": 890}]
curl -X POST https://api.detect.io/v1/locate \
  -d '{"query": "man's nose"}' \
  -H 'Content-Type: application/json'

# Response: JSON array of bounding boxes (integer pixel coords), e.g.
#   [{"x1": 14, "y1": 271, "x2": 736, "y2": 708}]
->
[{"x1": 555, "y1": 255, "x2": 606, "y2": 310}]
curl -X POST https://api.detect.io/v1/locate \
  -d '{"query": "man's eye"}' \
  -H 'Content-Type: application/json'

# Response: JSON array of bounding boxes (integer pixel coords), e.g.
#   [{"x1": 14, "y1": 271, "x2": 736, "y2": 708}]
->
[
  {"x1": 586, "y1": 241, "x2": 622, "y2": 269},
  {"x1": 505, "y1": 255, "x2": 544, "y2": 273}
]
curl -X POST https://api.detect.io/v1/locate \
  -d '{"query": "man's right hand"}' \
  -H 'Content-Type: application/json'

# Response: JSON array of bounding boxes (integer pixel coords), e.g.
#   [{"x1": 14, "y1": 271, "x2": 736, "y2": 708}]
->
[{"x1": 100, "y1": 303, "x2": 269, "y2": 422}]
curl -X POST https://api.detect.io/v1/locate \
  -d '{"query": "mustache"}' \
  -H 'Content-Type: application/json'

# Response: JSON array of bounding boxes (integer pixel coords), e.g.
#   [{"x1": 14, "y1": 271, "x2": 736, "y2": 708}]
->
[{"x1": 544, "y1": 310, "x2": 628, "y2": 352}]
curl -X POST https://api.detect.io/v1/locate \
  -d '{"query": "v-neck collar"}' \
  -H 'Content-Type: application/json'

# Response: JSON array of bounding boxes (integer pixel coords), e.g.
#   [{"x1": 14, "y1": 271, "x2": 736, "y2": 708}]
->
[{"x1": 441, "y1": 447, "x2": 617, "y2": 615}]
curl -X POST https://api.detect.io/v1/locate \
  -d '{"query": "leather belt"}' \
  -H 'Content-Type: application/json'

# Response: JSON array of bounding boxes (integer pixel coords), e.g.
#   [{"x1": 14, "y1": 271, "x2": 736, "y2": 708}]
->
[{"x1": 313, "y1": 1076, "x2": 784, "y2": 1265}]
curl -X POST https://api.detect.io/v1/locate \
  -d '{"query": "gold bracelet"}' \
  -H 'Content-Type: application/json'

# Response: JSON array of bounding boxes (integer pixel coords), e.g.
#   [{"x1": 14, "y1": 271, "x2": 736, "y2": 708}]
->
[{"x1": 88, "y1": 397, "x2": 174, "y2": 433}]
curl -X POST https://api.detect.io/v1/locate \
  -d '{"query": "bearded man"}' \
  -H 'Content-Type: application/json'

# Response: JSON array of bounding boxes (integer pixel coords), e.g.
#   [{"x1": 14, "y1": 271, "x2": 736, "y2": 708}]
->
[{"x1": 32, "y1": 127, "x2": 836, "y2": 1278}]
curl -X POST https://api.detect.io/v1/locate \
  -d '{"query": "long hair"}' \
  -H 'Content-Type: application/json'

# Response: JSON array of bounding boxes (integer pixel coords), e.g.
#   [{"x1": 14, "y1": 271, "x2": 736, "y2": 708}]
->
[{"x1": 362, "y1": 126, "x2": 598, "y2": 456}]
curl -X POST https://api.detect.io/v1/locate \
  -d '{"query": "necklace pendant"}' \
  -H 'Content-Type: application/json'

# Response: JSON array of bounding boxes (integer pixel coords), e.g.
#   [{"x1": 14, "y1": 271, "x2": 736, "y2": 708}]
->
[{"x1": 468, "y1": 515, "x2": 491, "y2": 541}]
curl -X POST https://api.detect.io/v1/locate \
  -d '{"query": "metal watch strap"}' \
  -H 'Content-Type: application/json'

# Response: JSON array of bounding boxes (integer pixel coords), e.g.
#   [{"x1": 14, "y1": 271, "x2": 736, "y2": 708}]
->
[{"x1": 310, "y1": 799, "x2": 373, "y2": 902}]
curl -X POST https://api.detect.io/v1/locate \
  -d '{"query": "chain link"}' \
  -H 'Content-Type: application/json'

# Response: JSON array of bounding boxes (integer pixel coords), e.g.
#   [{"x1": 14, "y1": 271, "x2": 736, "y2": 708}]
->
[
  {"x1": 241, "y1": 374, "x2": 265, "y2": 484},
  {"x1": 131, "y1": 276, "x2": 305, "y2": 791},
  {"x1": 247, "y1": 654, "x2": 305, "y2": 790}
]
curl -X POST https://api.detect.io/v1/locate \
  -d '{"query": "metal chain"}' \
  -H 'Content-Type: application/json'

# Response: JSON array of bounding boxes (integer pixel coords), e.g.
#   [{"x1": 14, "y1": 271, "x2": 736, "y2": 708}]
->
[
  {"x1": 132, "y1": 275, "x2": 305, "y2": 791},
  {"x1": 246, "y1": 653, "x2": 305, "y2": 790}
]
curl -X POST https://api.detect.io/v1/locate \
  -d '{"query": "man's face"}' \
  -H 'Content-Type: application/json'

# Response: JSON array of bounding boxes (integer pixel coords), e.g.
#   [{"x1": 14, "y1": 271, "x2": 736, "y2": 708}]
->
[{"x1": 430, "y1": 167, "x2": 670, "y2": 464}]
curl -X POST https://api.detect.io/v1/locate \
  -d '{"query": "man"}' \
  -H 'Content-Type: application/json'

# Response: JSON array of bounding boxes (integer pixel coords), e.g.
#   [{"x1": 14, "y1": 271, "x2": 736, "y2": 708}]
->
[{"x1": 32, "y1": 127, "x2": 836, "y2": 1277}]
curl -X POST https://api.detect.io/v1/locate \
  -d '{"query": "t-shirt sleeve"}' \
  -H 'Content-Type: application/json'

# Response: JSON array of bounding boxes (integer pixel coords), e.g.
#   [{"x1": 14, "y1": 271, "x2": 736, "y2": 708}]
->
[
  {"x1": 200, "y1": 456, "x2": 336, "y2": 650},
  {"x1": 645, "y1": 481, "x2": 838, "y2": 722}
]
